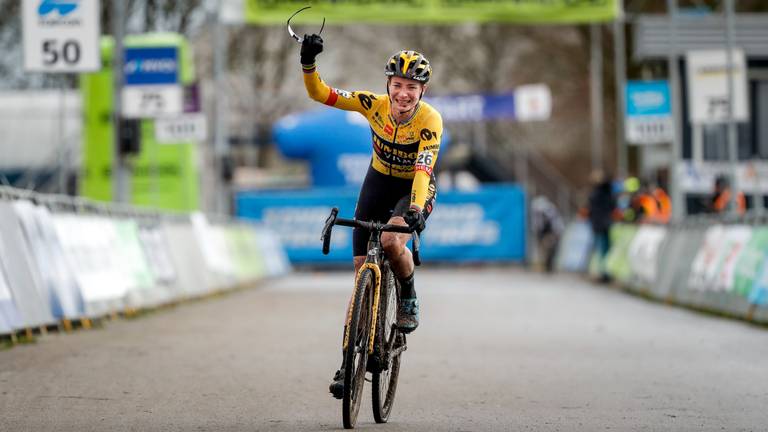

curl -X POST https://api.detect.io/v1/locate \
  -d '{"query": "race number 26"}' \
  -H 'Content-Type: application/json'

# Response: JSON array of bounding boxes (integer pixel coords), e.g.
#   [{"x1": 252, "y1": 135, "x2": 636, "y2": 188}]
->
[{"x1": 42, "y1": 39, "x2": 81, "y2": 66}]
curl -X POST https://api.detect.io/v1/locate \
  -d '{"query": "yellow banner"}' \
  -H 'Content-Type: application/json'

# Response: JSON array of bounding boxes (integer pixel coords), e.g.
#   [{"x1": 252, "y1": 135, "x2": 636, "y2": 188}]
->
[{"x1": 245, "y1": 0, "x2": 619, "y2": 24}]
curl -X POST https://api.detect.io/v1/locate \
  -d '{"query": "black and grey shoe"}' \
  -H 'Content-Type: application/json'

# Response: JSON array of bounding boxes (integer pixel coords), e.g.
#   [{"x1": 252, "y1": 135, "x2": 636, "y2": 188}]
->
[
  {"x1": 329, "y1": 369, "x2": 344, "y2": 399},
  {"x1": 396, "y1": 298, "x2": 419, "y2": 334}
]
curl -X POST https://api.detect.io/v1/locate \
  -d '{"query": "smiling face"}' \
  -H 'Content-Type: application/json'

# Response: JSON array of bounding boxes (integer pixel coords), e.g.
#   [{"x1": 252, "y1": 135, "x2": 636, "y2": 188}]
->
[{"x1": 388, "y1": 76, "x2": 426, "y2": 121}]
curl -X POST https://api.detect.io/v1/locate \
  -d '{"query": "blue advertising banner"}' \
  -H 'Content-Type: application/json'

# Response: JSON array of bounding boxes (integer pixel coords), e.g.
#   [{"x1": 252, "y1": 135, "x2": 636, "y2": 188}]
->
[
  {"x1": 425, "y1": 94, "x2": 515, "y2": 122},
  {"x1": 625, "y1": 81, "x2": 671, "y2": 117},
  {"x1": 624, "y1": 80, "x2": 673, "y2": 144},
  {"x1": 236, "y1": 184, "x2": 526, "y2": 264},
  {"x1": 124, "y1": 47, "x2": 179, "y2": 85}
]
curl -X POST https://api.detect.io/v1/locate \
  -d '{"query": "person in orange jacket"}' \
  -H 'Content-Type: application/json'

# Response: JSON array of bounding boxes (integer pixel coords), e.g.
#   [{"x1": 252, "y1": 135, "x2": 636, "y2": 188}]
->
[
  {"x1": 623, "y1": 179, "x2": 658, "y2": 223},
  {"x1": 651, "y1": 184, "x2": 672, "y2": 223},
  {"x1": 711, "y1": 175, "x2": 746, "y2": 215}
]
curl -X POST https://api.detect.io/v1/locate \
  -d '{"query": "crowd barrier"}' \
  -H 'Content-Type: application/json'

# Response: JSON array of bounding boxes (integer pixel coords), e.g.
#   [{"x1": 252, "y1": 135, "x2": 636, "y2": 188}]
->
[
  {"x1": 0, "y1": 186, "x2": 290, "y2": 339},
  {"x1": 556, "y1": 218, "x2": 768, "y2": 324}
]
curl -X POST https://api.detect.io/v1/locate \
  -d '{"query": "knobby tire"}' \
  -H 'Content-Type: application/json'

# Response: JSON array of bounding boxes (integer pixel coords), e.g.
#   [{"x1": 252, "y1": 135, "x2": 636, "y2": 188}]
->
[
  {"x1": 342, "y1": 268, "x2": 373, "y2": 429},
  {"x1": 372, "y1": 268, "x2": 402, "y2": 423}
]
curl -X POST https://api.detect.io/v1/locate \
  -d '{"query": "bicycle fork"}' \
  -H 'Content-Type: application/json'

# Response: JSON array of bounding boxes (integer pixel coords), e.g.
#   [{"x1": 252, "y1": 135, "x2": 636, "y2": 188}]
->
[{"x1": 343, "y1": 254, "x2": 382, "y2": 355}]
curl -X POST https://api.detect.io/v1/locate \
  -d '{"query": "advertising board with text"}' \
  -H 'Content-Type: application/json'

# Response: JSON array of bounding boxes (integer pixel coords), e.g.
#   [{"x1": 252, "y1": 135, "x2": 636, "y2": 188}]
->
[
  {"x1": 686, "y1": 49, "x2": 749, "y2": 124},
  {"x1": 625, "y1": 80, "x2": 674, "y2": 145},
  {"x1": 122, "y1": 46, "x2": 182, "y2": 118},
  {"x1": 22, "y1": 0, "x2": 101, "y2": 72}
]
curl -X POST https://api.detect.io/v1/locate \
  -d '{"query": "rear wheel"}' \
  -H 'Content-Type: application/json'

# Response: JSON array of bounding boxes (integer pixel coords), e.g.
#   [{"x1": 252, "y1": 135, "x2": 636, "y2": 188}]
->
[
  {"x1": 372, "y1": 269, "x2": 402, "y2": 423},
  {"x1": 342, "y1": 268, "x2": 374, "y2": 429}
]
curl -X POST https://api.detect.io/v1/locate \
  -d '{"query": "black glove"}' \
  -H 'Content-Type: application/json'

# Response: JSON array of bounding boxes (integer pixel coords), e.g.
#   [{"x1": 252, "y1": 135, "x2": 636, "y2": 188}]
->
[
  {"x1": 300, "y1": 34, "x2": 323, "y2": 65},
  {"x1": 403, "y1": 207, "x2": 426, "y2": 233}
]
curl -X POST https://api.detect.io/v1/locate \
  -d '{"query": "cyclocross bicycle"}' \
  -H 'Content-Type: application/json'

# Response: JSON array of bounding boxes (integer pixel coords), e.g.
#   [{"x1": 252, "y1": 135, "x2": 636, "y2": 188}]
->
[{"x1": 321, "y1": 207, "x2": 421, "y2": 429}]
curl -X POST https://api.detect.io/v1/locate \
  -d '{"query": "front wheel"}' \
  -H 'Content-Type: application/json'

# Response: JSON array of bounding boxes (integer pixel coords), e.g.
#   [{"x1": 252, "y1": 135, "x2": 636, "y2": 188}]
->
[
  {"x1": 372, "y1": 269, "x2": 403, "y2": 423},
  {"x1": 342, "y1": 268, "x2": 374, "y2": 429}
]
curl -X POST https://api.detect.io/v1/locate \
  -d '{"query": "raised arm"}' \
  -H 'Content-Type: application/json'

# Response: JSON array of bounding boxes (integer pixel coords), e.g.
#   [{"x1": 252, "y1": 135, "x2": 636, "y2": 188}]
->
[{"x1": 300, "y1": 34, "x2": 372, "y2": 114}]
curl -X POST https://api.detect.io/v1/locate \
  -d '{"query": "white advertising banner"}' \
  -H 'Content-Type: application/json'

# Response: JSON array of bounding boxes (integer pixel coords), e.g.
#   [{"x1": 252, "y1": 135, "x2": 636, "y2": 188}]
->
[
  {"x1": 191, "y1": 213, "x2": 236, "y2": 278},
  {"x1": 138, "y1": 225, "x2": 177, "y2": 284},
  {"x1": 32, "y1": 206, "x2": 83, "y2": 318},
  {"x1": 122, "y1": 85, "x2": 183, "y2": 119},
  {"x1": 625, "y1": 116, "x2": 674, "y2": 144},
  {"x1": 22, "y1": 0, "x2": 101, "y2": 72},
  {"x1": 53, "y1": 214, "x2": 129, "y2": 303},
  {"x1": 628, "y1": 225, "x2": 667, "y2": 285},
  {"x1": 686, "y1": 49, "x2": 749, "y2": 124},
  {"x1": 0, "y1": 250, "x2": 12, "y2": 302},
  {"x1": 514, "y1": 84, "x2": 552, "y2": 121},
  {"x1": 688, "y1": 225, "x2": 725, "y2": 291},
  {"x1": 155, "y1": 113, "x2": 208, "y2": 143},
  {"x1": 677, "y1": 161, "x2": 768, "y2": 194},
  {"x1": 714, "y1": 225, "x2": 752, "y2": 293}
]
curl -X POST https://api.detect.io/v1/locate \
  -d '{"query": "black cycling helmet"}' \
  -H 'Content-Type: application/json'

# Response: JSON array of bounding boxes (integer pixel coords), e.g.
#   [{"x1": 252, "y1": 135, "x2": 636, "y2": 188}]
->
[{"x1": 384, "y1": 50, "x2": 431, "y2": 84}]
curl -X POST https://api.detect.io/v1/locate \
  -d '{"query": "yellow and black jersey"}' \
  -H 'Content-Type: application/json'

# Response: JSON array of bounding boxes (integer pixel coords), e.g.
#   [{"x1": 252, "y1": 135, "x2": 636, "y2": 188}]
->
[{"x1": 302, "y1": 64, "x2": 442, "y2": 210}]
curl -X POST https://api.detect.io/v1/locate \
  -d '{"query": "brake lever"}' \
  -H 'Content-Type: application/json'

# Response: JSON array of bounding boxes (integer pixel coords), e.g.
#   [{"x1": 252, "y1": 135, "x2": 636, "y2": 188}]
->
[
  {"x1": 287, "y1": 6, "x2": 325, "y2": 44},
  {"x1": 412, "y1": 231, "x2": 421, "y2": 266},
  {"x1": 321, "y1": 207, "x2": 338, "y2": 255}
]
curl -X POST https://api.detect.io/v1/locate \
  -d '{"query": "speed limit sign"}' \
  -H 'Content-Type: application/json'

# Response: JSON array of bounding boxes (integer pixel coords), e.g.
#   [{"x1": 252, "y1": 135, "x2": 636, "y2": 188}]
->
[{"x1": 22, "y1": 0, "x2": 100, "y2": 72}]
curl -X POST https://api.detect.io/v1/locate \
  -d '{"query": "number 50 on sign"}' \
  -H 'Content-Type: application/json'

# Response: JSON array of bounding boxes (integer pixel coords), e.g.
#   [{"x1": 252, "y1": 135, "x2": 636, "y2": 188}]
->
[{"x1": 22, "y1": 0, "x2": 101, "y2": 72}]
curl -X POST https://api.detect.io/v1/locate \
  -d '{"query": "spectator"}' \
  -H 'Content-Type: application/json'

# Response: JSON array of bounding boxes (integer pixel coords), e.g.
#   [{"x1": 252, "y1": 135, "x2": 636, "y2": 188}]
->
[
  {"x1": 711, "y1": 175, "x2": 746, "y2": 215},
  {"x1": 630, "y1": 180, "x2": 659, "y2": 223},
  {"x1": 588, "y1": 170, "x2": 616, "y2": 283},
  {"x1": 531, "y1": 195, "x2": 564, "y2": 273},
  {"x1": 651, "y1": 183, "x2": 672, "y2": 223}
]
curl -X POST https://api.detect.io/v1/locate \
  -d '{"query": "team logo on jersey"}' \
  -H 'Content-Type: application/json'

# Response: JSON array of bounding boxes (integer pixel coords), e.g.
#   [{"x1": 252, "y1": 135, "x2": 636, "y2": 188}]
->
[
  {"x1": 420, "y1": 128, "x2": 435, "y2": 141},
  {"x1": 372, "y1": 133, "x2": 418, "y2": 166},
  {"x1": 334, "y1": 88, "x2": 353, "y2": 99},
  {"x1": 384, "y1": 124, "x2": 394, "y2": 136},
  {"x1": 372, "y1": 112, "x2": 385, "y2": 127},
  {"x1": 358, "y1": 94, "x2": 374, "y2": 110}
]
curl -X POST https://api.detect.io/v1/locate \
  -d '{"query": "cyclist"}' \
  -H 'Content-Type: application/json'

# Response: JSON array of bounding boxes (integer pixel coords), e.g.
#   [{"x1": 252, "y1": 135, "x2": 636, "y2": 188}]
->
[{"x1": 299, "y1": 34, "x2": 443, "y2": 398}]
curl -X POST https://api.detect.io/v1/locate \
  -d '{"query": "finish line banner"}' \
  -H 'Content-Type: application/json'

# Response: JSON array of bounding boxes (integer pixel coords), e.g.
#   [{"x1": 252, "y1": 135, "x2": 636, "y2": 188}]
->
[{"x1": 245, "y1": 0, "x2": 619, "y2": 24}]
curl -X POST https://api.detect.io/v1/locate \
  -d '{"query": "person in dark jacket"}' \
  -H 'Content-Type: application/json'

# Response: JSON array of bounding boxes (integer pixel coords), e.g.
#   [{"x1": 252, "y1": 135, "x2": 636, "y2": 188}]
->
[{"x1": 587, "y1": 170, "x2": 616, "y2": 283}]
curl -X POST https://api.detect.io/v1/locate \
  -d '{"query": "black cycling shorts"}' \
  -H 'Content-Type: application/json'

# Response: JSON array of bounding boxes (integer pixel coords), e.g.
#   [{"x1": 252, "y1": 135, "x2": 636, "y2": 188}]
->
[{"x1": 353, "y1": 166, "x2": 436, "y2": 257}]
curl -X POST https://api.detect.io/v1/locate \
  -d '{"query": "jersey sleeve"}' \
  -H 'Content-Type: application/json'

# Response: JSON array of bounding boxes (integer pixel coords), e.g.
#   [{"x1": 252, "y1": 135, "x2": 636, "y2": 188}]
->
[
  {"x1": 410, "y1": 111, "x2": 443, "y2": 210},
  {"x1": 302, "y1": 65, "x2": 378, "y2": 114}
]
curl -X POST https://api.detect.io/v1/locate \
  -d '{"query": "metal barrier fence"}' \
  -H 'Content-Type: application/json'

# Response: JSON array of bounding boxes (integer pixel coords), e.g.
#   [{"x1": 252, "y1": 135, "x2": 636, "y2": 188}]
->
[
  {"x1": 556, "y1": 216, "x2": 768, "y2": 324},
  {"x1": 0, "y1": 186, "x2": 291, "y2": 341}
]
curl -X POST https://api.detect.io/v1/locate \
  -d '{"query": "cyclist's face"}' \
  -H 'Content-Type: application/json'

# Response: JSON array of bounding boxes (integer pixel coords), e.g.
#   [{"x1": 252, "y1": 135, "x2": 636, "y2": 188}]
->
[{"x1": 388, "y1": 77, "x2": 424, "y2": 113}]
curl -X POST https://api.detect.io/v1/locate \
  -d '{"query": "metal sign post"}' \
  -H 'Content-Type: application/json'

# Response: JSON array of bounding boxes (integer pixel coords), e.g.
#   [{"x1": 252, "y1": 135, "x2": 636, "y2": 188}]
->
[
  {"x1": 590, "y1": 23, "x2": 604, "y2": 173},
  {"x1": 666, "y1": 0, "x2": 685, "y2": 222},
  {"x1": 613, "y1": 13, "x2": 627, "y2": 179},
  {"x1": 112, "y1": 0, "x2": 130, "y2": 204},
  {"x1": 724, "y1": 0, "x2": 744, "y2": 215},
  {"x1": 214, "y1": 0, "x2": 230, "y2": 214}
]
